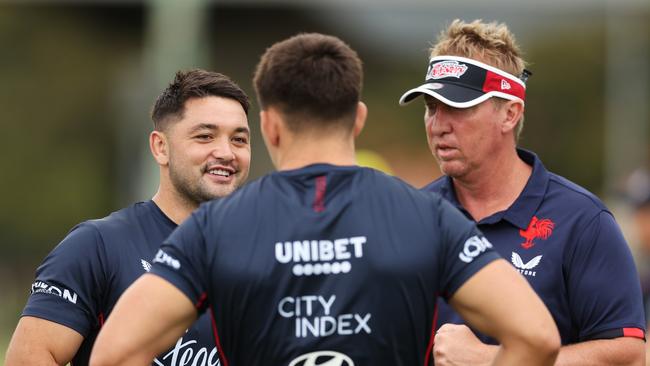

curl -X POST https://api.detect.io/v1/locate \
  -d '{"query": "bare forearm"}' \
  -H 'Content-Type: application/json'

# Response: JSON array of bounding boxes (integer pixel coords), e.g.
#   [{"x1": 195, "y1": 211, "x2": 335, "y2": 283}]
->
[
  {"x1": 466, "y1": 338, "x2": 644, "y2": 366},
  {"x1": 553, "y1": 338, "x2": 645, "y2": 366},
  {"x1": 5, "y1": 349, "x2": 63, "y2": 366},
  {"x1": 90, "y1": 351, "x2": 157, "y2": 366},
  {"x1": 470, "y1": 343, "x2": 556, "y2": 366},
  {"x1": 491, "y1": 343, "x2": 557, "y2": 366},
  {"x1": 5, "y1": 317, "x2": 83, "y2": 366},
  {"x1": 433, "y1": 340, "x2": 556, "y2": 366}
]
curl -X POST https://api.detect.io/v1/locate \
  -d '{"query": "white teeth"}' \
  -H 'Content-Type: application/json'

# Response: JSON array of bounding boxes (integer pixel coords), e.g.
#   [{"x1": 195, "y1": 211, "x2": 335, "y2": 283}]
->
[{"x1": 209, "y1": 169, "x2": 231, "y2": 177}]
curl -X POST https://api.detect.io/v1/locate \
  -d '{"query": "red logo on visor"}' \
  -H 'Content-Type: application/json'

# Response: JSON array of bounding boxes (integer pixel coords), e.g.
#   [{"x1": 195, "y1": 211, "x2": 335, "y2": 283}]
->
[
  {"x1": 427, "y1": 61, "x2": 468, "y2": 79},
  {"x1": 519, "y1": 216, "x2": 555, "y2": 249}
]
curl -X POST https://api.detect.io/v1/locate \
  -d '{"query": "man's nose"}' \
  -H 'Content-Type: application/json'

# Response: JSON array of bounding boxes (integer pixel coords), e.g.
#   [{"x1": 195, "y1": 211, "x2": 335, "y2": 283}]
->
[
  {"x1": 426, "y1": 109, "x2": 453, "y2": 136},
  {"x1": 210, "y1": 138, "x2": 235, "y2": 161}
]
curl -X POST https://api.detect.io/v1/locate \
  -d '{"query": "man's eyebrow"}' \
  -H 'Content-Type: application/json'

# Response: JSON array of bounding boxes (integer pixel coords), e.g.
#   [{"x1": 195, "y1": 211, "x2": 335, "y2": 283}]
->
[
  {"x1": 234, "y1": 126, "x2": 250, "y2": 136},
  {"x1": 189, "y1": 123, "x2": 218, "y2": 134},
  {"x1": 189, "y1": 123, "x2": 250, "y2": 136}
]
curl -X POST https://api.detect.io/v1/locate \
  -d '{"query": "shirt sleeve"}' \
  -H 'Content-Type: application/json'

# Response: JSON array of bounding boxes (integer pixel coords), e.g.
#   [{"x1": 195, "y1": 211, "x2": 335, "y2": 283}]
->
[
  {"x1": 21, "y1": 223, "x2": 107, "y2": 337},
  {"x1": 436, "y1": 198, "x2": 501, "y2": 300},
  {"x1": 566, "y1": 211, "x2": 646, "y2": 341},
  {"x1": 149, "y1": 208, "x2": 210, "y2": 313}
]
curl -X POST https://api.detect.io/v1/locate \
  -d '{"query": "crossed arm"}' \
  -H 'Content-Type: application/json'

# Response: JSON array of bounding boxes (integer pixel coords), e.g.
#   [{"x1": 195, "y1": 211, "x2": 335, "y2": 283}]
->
[
  {"x1": 446, "y1": 258, "x2": 560, "y2": 366},
  {"x1": 433, "y1": 324, "x2": 644, "y2": 366}
]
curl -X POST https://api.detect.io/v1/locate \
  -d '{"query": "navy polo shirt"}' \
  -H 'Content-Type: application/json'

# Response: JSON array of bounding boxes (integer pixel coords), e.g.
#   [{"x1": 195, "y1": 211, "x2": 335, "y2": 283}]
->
[
  {"x1": 22, "y1": 201, "x2": 219, "y2": 366},
  {"x1": 150, "y1": 164, "x2": 500, "y2": 365},
  {"x1": 424, "y1": 149, "x2": 646, "y2": 344}
]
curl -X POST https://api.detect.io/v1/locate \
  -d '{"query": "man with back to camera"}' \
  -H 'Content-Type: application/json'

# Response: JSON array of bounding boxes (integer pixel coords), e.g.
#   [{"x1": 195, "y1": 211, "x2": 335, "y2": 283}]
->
[
  {"x1": 398, "y1": 19, "x2": 646, "y2": 365},
  {"x1": 89, "y1": 32, "x2": 560, "y2": 366},
  {"x1": 4, "y1": 69, "x2": 252, "y2": 366}
]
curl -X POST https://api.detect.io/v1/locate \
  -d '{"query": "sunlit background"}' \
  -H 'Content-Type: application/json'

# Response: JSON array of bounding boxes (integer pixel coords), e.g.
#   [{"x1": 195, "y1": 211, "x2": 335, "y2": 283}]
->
[{"x1": 1, "y1": 0, "x2": 649, "y2": 358}]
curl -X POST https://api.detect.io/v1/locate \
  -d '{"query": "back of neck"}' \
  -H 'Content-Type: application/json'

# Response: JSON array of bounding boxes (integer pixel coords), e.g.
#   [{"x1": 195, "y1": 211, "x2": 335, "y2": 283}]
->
[{"x1": 276, "y1": 135, "x2": 357, "y2": 171}]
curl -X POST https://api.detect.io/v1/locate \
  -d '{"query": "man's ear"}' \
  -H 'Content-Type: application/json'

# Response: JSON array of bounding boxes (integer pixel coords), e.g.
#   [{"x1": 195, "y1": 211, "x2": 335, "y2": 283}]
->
[
  {"x1": 150, "y1": 130, "x2": 169, "y2": 166},
  {"x1": 501, "y1": 101, "x2": 524, "y2": 134},
  {"x1": 260, "y1": 108, "x2": 281, "y2": 148},
  {"x1": 352, "y1": 101, "x2": 368, "y2": 138}
]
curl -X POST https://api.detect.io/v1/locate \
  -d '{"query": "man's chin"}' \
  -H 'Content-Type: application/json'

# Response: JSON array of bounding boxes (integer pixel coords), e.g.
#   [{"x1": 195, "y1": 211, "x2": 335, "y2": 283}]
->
[
  {"x1": 439, "y1": 162, "x2": 468, "y2": 179},
  {"x1": 203, "y1": 184, "x2": 239, "y2": 200}
]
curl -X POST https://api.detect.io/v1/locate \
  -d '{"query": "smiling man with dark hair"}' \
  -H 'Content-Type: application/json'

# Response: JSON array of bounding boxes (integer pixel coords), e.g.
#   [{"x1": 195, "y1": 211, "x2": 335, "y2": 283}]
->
[{"x1": 5, "y1": 69, "x2": 251, "y2": 366}]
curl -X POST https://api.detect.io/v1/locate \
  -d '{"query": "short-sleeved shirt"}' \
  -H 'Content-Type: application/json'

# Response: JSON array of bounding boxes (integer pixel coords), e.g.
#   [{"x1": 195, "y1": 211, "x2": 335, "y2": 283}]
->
[
  {"x1": 150, "y1": 164, "x2": 500, "y2": 365},
  {"x1": 22, "y1": 201, "x2": 219, "y2": 366},
  {"x1": 424, "y1": 149, "x2": 646, "y2": 344}
]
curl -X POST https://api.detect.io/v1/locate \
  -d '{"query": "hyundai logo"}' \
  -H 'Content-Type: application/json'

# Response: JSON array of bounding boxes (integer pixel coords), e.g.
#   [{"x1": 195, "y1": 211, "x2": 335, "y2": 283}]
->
[{"x1": 288, "y1": 350, "x2": 354, "y2": 366}]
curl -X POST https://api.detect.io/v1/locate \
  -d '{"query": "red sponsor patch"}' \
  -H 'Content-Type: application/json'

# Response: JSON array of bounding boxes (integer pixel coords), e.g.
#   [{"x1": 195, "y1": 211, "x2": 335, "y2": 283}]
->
[
  {"x1": 519, "y1": 216, "x2": 555, "y2": 249},
  {"x1": 427, "y1": 61, "x2": 468, "y2": 79}
]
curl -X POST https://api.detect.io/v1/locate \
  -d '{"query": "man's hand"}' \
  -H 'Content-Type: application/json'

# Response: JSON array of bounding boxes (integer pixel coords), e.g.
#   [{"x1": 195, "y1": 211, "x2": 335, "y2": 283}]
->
[{"x1": 434, "y1": 323, "x2": 496, "y2": 366}]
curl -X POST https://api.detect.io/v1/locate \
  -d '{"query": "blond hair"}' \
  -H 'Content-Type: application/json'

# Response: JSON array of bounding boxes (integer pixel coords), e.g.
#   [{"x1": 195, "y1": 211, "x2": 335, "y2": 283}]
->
[
  {"x1": 430, "y1": 19, "x2": 526, "y2": 75},
  {"x1": 431, "y1": 20, "x2": 528, "y2": 140}
]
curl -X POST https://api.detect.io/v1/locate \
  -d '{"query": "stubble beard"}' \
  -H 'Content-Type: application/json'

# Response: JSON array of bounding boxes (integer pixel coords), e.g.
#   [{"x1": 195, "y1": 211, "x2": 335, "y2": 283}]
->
[
  {"x1": 169, "y1": 163, "x2": 240, "y2": 206},
  {"x1": 435, "y1": 155, "x2": 470, "y2": 180}
]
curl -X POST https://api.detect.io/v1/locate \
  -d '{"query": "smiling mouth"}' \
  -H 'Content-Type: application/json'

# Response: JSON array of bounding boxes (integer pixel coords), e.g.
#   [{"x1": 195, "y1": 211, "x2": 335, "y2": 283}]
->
[{"x1": 208, "y1": 168, "x2": 233, "y2": 177}]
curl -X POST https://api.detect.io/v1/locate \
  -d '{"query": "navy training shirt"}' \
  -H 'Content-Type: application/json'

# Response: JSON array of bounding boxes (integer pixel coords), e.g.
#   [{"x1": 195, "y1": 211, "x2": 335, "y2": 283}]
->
[
  {"x1": 150, "y1": 164, "x2": 501, "y2": 365},
  {"x1": 22, "y1": 201, "x2": 219, "y2": 366},
  {"x1": 425, "y1": 149, "x2": 646, "y2": 345}
]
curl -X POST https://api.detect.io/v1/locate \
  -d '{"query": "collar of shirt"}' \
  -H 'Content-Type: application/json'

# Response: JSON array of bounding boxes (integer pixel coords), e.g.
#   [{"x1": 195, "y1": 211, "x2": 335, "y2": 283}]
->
[{"x1": 430, "y1": 148, "x2": 550, "y2": 230}]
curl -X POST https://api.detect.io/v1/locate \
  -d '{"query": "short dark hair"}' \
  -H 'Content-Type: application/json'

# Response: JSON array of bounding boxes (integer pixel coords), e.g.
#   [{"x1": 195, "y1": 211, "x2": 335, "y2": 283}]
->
[
  {"x1": 253, "y1": 33, "x2": 363, "y2": 133},
  {"x1": 151, "y1": 69, "x2": 250, "y2": 131}
]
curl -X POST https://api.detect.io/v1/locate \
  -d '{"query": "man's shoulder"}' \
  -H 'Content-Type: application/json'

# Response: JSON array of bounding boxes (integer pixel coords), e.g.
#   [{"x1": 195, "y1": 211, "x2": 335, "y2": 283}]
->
[
  {"x1": 60, "y1": 201, "x2": 156, "y2": 253},
  {"x1": 546, "y1": 172, "x2": 608, "y2": 213},
  {"x1": 52, "y1": 205, "x2": 131, "y2": 247},
  {"x1": 84, "y1": 201, "x2": 152, "y2": 232},
  {"x1": 360, "y1": 168, "x2": 446, "y2": 202}
]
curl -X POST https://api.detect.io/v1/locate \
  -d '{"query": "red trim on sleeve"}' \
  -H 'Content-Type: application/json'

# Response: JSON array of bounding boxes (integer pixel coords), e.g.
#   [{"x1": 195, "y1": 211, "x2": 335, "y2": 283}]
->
[
  {"x1": 423, "y1": 296, "x2": 439, "y2": 366},
  {"x1": 209, "y1": 305, "x2": 229, "y2": 366},
  {"x1": 98, "y1": 312, "x2": 105, "y2": 327},
  {"x1": 623, "y1": 327, "x2": 645, "y2": 339}
]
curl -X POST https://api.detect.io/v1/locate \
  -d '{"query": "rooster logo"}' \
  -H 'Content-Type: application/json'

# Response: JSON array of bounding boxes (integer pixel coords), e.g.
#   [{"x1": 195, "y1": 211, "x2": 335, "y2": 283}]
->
[{"x1": 519, "y1": 216, "x2": 555, "y2": 249}]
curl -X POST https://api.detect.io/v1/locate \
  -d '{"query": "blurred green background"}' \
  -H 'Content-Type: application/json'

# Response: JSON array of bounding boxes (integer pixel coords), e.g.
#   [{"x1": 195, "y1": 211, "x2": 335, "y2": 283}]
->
[{"x1": 1, "y1": 0, "x2": 649, "y2": 359}]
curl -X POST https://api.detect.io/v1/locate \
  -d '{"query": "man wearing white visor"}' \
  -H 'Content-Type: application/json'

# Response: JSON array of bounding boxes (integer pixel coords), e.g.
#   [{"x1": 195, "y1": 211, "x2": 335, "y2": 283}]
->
[{"x1": 400, "y1": 19, "x2": 645, "y2": 366}]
